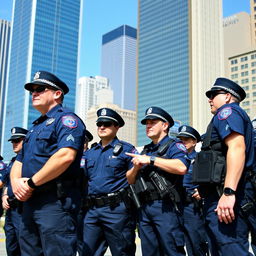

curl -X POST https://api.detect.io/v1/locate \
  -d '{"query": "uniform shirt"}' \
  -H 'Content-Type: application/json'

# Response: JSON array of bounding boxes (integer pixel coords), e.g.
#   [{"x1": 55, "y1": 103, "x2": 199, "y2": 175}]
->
[
  {"x1": 183, "y1": 150, "x2": 198, "y2": 194},
  {"x1": 211, "y1": 102, "x2": 254, "y2": 170},
  {"x1": 1, "y1": 157, "x2": 16, "y2": 197},
  {"x1": 84, "y1": 137, "x2": 137, "y2": 195},
  {"x1": 16, "y1": 104, "x2": 85, "y2": 179},
  {"x1": 140, "y1": 135, "x2": 190, "y2": 192}
]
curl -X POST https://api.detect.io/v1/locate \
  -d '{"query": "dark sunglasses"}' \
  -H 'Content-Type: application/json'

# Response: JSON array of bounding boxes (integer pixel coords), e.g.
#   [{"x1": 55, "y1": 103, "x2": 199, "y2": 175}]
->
[
  {"x1": 96, "y1": 121, "x2": 114, "y2": 127},
  {"x1": 29, "y1": 86, "x2": 47, "y2": 94},
  {"x1": 209, "y1": 91, "x2": 227, "y2": 100},
  {"x1": 11, "y1": 138, "x2": 23, "y2": 143}
]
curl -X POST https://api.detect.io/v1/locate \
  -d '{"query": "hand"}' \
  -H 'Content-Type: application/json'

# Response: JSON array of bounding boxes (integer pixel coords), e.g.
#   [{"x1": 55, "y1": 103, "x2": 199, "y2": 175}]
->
[
  {"x1": 2, "y1": 194, "x2": 10, "y2": 210},
  {"x1": 192, "y1": 188, "x2": 201, "y2": 201},
  {"x1": 215, "y1": 194, "x2": 236, "y2": 224},
  {"x1": 126, "y1": 153, "x2": 150, "y2": 167},
  {"x1": 12, "y1": 178, "x2": 33, "y2": 201}
]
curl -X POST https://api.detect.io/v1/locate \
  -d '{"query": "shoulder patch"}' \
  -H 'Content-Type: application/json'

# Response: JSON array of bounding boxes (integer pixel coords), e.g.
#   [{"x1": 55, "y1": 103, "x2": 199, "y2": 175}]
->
[
  {"x1": 0, "y1": 163, "x2": 4, "y2": 170},
  {"x1": 80, "y1": 158, "x2": 85, "y2": 167},
  {"x1": 176, "y1": 142, "x2": 187, "y2": 152},
  {"x1": 218, "y1": 107, "x2": 232, "y2": 120},
  {"x1": 62, "y1": 115, "x2": 78, "y2": 128}
]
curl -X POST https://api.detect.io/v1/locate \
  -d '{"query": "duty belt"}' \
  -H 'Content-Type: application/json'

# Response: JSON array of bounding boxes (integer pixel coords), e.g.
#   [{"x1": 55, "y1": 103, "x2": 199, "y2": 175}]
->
[{"x1": 85, "y1": 188, "x2": 128, "y2": 208}]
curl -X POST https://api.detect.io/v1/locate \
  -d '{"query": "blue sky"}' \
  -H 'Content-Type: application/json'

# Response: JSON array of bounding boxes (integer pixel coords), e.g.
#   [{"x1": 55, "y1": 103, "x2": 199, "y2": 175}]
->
[{"x1": 0, "y1": 0, "x2": 250, "y2": 78}]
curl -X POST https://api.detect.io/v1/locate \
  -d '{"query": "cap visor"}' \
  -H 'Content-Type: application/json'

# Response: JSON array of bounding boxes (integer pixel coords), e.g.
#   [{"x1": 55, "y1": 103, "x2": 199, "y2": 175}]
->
[
  {"x1": 141, "y1": 115, "x2": 166, "y2": 124},
  {"x1": 24, "y1": 81, "x2": 47, "y2": 91},
  {"x1": 8, "y1": 135, "x2": 25, "y2": 141}
]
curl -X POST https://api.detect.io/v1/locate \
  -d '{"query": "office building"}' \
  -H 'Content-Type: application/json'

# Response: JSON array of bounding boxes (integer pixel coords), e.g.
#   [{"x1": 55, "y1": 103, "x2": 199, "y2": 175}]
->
[
  {"x1": 137, "y1": 0, "x2": 224, "y2": 145},
  {"x1": 2, "y1": 0, "x2": 83, "y2": 159},
  {"x1": 76, "y1": 76, "x2": 113, "y2": 122},
  {"x1": 0, "y1": 19, "x2": 11, "y2": 152},
  {"x1": 101, "y1": 25, "x2": 137, "y2": 111},
  {"x1": 250, "y1": 0, "x2": 256, "y2": 47},
  {"x1": 86, "y1": 103, "x2": 136, "y2": 146}
]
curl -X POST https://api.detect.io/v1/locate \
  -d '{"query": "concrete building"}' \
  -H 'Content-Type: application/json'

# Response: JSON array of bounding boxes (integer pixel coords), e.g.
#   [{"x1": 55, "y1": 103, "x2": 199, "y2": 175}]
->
[
  {"x1": 86, "y1": 103, "x2": 136, "y2": 146},
  {"x1": 1, "y1": 0, "x2": 83, "y2": 160},
  {"x1": 0, "y1": 19, "x2": 11, "y2": 152},
  {"x1": 250, "y1": 0, "x2": 256, "y2": 47},
  {"x1": 76, "y1": 76, "x2": 113, "y2": 123},
  {"x1": 137, "y1": 0, "x2": 224, "y2": 145},
  {"x1": 101, "y1": 25, "x2": 137, "y2": 111}
]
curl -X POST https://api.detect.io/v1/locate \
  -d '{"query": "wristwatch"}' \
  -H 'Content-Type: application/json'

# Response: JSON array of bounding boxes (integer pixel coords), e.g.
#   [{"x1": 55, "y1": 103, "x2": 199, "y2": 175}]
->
[
  {"x1": 27, "y1": 178, "x2": 37, "y2": 189},
  {"x1": 150, "y1": 156, "x2": 156, "y2": 166},
  {"x1": 223, "y1": 187, "x2": 236, "y2": 196}
]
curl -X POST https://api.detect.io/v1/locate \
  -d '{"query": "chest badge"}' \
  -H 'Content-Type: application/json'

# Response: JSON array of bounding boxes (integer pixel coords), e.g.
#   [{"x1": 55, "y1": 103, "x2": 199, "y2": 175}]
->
[{"x1": 46, "y1": 118, "x2": 55, "y2": 126}]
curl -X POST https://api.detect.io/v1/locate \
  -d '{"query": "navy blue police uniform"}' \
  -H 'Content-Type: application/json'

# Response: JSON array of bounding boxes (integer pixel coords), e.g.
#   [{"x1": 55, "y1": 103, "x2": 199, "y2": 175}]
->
[
  {"x1": 199, "y1": 78, "x2": 255, "y2": 255},
  {"x1": 2, "y1": 127, "x2": 28, "y2": 256},
  {"x1": 16, "y1": 71, "x2": 86, "y2": 256},
  {"x1": 137, "y1": 107, "x2": 190, "y2": 256},
  {"x1": 0, "y1": 155, "x2": 7, "y2": 217},
  {"x1": 177, "y1": 125, "x2": 209, "y2": 256},
  {"x1": 82, "y1": 108, "x2": 137, "y2": 256}
]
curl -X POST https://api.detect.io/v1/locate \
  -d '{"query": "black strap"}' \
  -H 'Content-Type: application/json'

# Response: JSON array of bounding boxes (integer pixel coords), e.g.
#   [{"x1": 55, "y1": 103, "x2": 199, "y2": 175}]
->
[{"x1": 201, "y1": 118, "x2": 214, "y2": 149}]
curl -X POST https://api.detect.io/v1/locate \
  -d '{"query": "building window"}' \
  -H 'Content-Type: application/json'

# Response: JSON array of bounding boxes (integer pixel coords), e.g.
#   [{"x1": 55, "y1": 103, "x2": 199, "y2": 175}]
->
[
  {"x1": 231, "y1": 66, "x2": 238, "y2": 72},
  {"x1": 231, "y1": 59, "x2": 238, "y2": 65},
  {"x1": 252, "y1": 69, "x2": 256, "y2": 74},
  {"x1": 243, "y1": 86, "x2": 249, "y2": 91},
  {"x1": 252, "y1": 61, "x2": 256, "y2": 67},
  {"x1": 241, "y1": 78, "x2": 249, "y2": 84},
  {"x1": 241, "y1": 71, "x2": 249, "y2": 77},
  {"x1": 231, "y1": 74, "x2": 238, "y2": 79},
  {"x1": 242, "y1": 101, "x2": 250, "y2": 106},
  {"x1": 241, "y1": 56, "x2": 248, "y2": 62},
  {"x1": 253, "y1": 77, "x2": 256, "y2": 82},
  {"x1": 253, "y1": 84, "x2": 256, "y2": 89},
  {"x1": 251, "y1": 54, "x2": 256, "y2": 59},
  {"x1": 241, "y1": 64, "x2": 248, "y2": 69}
]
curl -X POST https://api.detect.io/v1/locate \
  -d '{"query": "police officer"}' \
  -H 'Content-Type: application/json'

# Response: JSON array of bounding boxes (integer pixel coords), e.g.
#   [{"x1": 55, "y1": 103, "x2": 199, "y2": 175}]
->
[
  {"x1": 1, "y1": 127, "x2": 28, "y2": 256},
  {"x1": 126, "y1": 106, "x2": 189, "y2": 256},
  {"x1": 10, "y1": 71, "x2": 86, "y2": 256},
  {"x1": 177, "y1": 125, "x2": 209, "y2": 256},
  {"x1": 195, "y1": 77, "x2": 254, "y2": 255},
  {"x1": 82, "y1": 108, "x2": 136, "y2": 256}
]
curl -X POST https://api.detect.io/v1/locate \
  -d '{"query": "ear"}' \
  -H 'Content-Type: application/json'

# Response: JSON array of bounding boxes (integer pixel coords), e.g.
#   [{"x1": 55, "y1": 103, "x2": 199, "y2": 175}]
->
[
  {"x1": 53, "y1": 90, "x2": 62, "y2": 100},
  {"x1": 225, "y1": 93, "x2": 232, "y2": 103}
]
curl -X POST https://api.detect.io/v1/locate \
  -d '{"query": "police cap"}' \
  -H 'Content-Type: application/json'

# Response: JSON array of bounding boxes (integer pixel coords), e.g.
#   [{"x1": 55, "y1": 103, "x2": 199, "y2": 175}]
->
[
  {"x1": 177, "y1": 125, "x2": 201, "y2": 142},
  {"x1": 24, "y1": 71, "x2": 69, "y2": 95},
  {"x1": 96, "y1": 108, "x2": 125, "y2": 127},
  {"x1": 85, "y1": 130, "x2": 93, "y2": 142},
  {"x1": 8, "y1": 127, "x2": 28, "y2": 141},
  {"x1": 206, "y1": 77, "x2": 246, "y2": 101},
  {"x1": 141, "y1": 106, "x2": 174, "y2": 127}
]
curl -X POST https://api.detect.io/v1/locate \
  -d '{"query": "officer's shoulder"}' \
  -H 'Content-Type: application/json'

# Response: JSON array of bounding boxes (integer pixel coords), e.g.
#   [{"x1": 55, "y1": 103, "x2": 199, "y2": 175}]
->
[{"x1": 117, "y1": 140, "x2": 135, "y2": 150}]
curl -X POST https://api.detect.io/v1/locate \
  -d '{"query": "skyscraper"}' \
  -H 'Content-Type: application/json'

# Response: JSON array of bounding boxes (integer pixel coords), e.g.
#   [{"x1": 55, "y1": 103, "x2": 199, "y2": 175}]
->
[
  {"x1": 137, "y1": 0, "x2": 224, "y2": 145},
  {"x1": 76, "y1": 76, "x2": 113, "y2": 123},
  {"x1": 101, "y1": 25, "x2": 137, "y2": 111},
  {"x1": 0, "y1": 19, "x2": 11, "y2": 151},
  {"x1": 1, "y1": 0, "x2": 83, "y2": 159}
]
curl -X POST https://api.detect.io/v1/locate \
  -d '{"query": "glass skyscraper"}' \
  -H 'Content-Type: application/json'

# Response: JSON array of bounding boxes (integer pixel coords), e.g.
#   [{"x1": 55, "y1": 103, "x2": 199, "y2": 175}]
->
[
  {"x1": 0, "y1": 19, "x2": 11, "y2": 152},
  {"x1": 137, "y1": 0, "x2": 224, "y2": 145},
  {"x1": 101, "y1": 25, "x2": 137, "y2": 111},
  {"x1": 1, "y1": 0, "x2": 83, "y2": 159}
]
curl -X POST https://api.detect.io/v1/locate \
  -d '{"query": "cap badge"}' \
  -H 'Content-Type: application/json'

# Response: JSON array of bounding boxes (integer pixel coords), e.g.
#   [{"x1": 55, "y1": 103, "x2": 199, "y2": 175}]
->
[
  {"x1": 34, "y1": 72, "x2": 40, "y2": 80},
  {"x1": 181, "y1": 126, "x2": 186, "y2": 132},
  {"x1": 101, "y1": 109, "x2": 107, "y2": 116},
  {"x1": 147, "y1": 107, "x2": 153, "y2": 114},
  {"x1": 11, "y1": 128, "x2": 16, "y2": 134}
]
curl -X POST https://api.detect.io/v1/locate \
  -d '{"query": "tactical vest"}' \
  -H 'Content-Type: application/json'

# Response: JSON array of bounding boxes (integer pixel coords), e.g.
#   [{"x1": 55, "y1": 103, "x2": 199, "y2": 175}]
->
[{"x1": 192, "y1": 121, "x2": 227, "y2": 185}]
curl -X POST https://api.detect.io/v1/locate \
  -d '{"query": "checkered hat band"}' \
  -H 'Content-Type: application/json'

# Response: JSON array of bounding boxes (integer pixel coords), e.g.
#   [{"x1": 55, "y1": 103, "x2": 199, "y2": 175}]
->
[
  {"x1": 33, "y1": 79, "x2": 63, "y2": 92},
  {"x1": 12, "y1": 133, "x2": 26, "y2": 137},
  {"x1": 144, "y1": 114, "x2": 168, "y2": 122},
  {"x1": 213, "y1": 85, "x2": 241, "y2": 100}
]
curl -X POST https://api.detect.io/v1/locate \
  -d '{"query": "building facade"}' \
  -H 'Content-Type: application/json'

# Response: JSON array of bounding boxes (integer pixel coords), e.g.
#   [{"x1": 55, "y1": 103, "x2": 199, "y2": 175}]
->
[
  {"x1": 137, "y1": 0, "x2": 224, "y2": 146},
  {"x1": 101, "y1": 25, "x2": 137, "y2": 111},
  {"x1": 76, "y1": 76, "x2": 113, "y2": 123},
  {"x1": 2, "y1": 0, "x2": 83, "y2": 159},
  {"x1": 86, "y1": 103, "x2": 136, "y2": 146},
  {"x1": 0, "y1": 19, "x2": 11, "y2": 152}
]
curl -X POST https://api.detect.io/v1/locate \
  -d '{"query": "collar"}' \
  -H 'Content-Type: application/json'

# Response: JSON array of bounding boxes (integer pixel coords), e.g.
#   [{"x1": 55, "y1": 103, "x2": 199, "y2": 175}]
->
[
  {"x1": 148, "y1": 135, "x2": 170, "y2": 150},
  {"x1": 33, "y1": 104, "x2": 63, "y2": 124},
  {"x1": 95, "y1": 137, "x2": 119, "y2": 150}
]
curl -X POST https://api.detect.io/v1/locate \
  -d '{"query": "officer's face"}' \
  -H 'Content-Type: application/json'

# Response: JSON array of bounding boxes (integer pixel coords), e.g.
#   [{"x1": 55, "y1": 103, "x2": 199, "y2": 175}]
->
[
  {"x1": 11, "y1": 138, "x2": 24, "y2": 154},
  {"x1": 145, "y1": 119, "x2": 168, "y2": 140},
  {"x1": 208, "y1": 91, "x2": 229, "y2": 114},
  {"x1": 97, "y1": 121, "x2": 119, "y2": 140},
  {"x1": 30, "y1": 85, "x2": 62, "y2": 114},
  {"x1": 178, "y1": 136, "x2": 196, "y2": 153}
]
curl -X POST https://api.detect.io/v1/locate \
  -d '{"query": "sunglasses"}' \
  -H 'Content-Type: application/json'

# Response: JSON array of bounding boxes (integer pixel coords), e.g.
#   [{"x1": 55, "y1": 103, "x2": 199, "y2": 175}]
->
[
  {"x1": 11, "y1": 138, "x2": 23, "y2": 143},
  {"x1": 209, "y1": 92, "x2": 227, "y2": 100},
  {"x1": 29, "y1": 86, "x2": 48, "y2": 94},
  {"x1": 96, "y1": 121, "x2": 114, "y2": 127}
]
